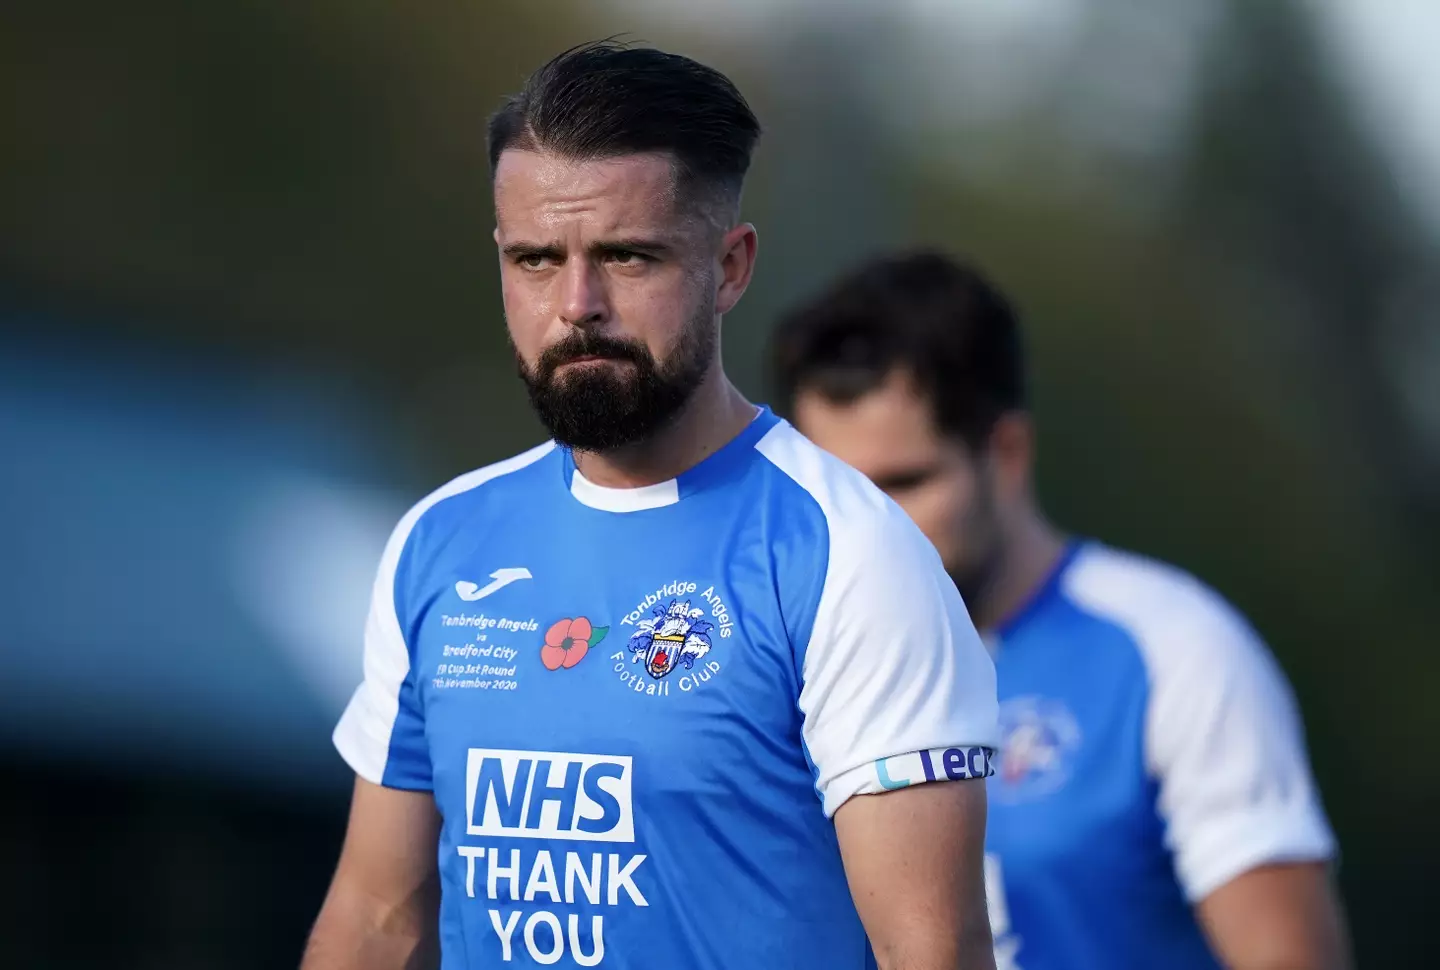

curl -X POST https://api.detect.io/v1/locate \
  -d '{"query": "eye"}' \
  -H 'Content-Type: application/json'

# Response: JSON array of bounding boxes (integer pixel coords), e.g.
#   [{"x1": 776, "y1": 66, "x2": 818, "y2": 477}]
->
[
  {"x1": 518, "y1": 254, "x2": 547, "y2": 269},
  {"x1": 876, "y1": 469, "x2": 934, "y2": 495},
  {"x1": 607, "y1": 250, "x2": 648, "y2": 266}
]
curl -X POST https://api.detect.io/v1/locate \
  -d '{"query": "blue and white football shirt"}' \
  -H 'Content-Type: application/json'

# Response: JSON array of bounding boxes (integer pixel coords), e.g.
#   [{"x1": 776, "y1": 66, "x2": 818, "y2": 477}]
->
[
  {"x1": 334, "y1": 407, "x2": 999, "y2": 969},
  {"x1": 983, "y1": 541, "x2": 1337, "y2": 970}
]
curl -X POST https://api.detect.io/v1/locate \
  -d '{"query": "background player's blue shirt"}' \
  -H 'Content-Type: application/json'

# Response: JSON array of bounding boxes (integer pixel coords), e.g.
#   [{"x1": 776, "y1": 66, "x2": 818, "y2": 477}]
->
[
  {"x1": 334, "y1": 408, "x2": 999, "y2": 969},
  {"x1": 983, "y1": 541, "x2": 1336, "y2": 970}
]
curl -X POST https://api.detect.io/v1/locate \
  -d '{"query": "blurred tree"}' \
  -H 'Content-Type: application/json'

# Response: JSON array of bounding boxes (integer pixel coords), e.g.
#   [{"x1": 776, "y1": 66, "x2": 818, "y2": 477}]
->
[
  {"x1": 0, "y1": 0, "x2": 620, "y2": 475},
  {"x1": 1180, "y1": 0, "x2": 1439, "y2": 555},
  {"x1": 724, "y1": 15, "x2": 908, "y2": 399}
]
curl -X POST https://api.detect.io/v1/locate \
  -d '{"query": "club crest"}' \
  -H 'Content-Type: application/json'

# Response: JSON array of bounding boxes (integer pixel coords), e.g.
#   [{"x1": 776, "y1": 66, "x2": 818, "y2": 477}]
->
[
  {"x1": 991, "y1": 695, "x2": 1082, "y2": 804},
  {"x1": 626, "y1": 599, "x2": 713, "y2": 680}
]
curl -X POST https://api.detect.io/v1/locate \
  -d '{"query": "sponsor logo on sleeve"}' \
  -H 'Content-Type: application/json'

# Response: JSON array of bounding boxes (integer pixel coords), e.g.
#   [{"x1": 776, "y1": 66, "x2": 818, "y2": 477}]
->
[{"x1": 872, "y1": 745, "x2": 996, "y2": 792}]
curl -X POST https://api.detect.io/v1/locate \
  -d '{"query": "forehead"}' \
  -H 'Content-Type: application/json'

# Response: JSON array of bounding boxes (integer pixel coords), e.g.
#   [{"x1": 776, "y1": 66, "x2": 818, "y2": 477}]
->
[
  {"x1": 793, "y1": 372, "x2": 946, "y2": 472},
  {"x1": 492, "y1": 150, "x2": 683, "y2": 235}
]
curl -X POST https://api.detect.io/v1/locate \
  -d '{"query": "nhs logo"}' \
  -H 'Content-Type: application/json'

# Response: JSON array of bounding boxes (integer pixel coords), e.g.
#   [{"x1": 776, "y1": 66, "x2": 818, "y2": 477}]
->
[{"x1": 465, "y1": 748, "x2": 634, "y2": 843}]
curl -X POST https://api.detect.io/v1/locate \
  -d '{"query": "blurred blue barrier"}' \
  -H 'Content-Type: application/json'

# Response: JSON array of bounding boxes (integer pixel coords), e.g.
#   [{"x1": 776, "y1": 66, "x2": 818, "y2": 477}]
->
[{"x1": 0, "y1": 321, "x2": 407, "y2": 793}]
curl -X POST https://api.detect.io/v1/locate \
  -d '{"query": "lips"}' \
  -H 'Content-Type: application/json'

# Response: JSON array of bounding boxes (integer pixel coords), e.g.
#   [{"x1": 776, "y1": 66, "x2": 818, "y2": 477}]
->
[{"x1": 565, "y1": 353, "x2": 632, "y2": 364}]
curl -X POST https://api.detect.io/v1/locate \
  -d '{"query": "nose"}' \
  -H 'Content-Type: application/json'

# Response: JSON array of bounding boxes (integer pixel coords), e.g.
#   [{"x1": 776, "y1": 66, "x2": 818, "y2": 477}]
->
[{"x1": 557, "y1": 258, "x2": 610, "y2": 330}]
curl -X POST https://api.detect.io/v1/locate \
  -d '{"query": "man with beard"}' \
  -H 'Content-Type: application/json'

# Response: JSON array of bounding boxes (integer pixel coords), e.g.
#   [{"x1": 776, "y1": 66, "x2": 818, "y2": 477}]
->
[
  {"x1": 302, "y1": 44, "x2": 1000, "y2": 970},
  {"x1": 771, "y1": 251, "x2": 1351, "y2": 970}
]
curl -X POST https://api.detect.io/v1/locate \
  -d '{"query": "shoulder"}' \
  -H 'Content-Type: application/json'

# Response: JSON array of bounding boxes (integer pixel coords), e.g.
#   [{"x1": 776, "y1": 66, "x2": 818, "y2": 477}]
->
[
  {"x1": 1059, "y1": 543, "x2": 1268, "y2": 684},
  {"x1": 753, "y1": 419, "x2": 929, "y2": 557},
  {"x1": 385, "y1": 440, "x2": 557, "y2": 562},
  {"x1": 1061, "y1": 549, "x2": 1335, "y2": 897},
  {"x1": 754, "y1": 421, "x2": 973, "y2": 659},
  {"x1": 755, "y1": 427, "x2": 997, "y2": 816},
  {"x1": 1060, "y1": 543, "x2": 1308, "y2": 782}
]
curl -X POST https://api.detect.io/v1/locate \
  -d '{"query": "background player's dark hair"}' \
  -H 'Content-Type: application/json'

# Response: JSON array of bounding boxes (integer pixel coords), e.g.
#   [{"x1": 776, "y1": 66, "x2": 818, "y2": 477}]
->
[
  {"x1": 487, "y1": 40, "x2": 761, "y2": 217},
  {"x1": 771, "y1": 251, "x2": 1027, "y2": 450}
]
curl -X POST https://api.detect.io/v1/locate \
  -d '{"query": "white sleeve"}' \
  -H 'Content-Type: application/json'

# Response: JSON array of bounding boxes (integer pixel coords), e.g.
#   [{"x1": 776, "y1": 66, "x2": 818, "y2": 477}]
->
[
  {"x1": 1145, "y1": 597, "x2": 1337, "y2": 901},
  {"x1": 798, "y1": 506, "x2": 1000, "y2": 817},
  {"x1": 332, "y1": 502, "x2": 432, "y2": 789}
]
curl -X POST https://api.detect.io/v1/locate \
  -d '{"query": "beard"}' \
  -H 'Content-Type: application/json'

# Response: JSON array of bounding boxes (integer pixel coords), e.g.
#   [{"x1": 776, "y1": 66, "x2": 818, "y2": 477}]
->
[
  {"x1": 516, "y1": 304, "x2": 716, "y2": 453},
  {"x1": 946, "y1": 471, "x2": 1003, "y2": 611},
  {"x1": 949, "y1": 555, "x2": 997, "y2": 611}
]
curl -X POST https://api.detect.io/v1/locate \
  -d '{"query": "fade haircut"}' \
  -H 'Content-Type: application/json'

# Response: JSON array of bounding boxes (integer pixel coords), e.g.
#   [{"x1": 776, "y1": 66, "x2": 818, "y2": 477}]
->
[
  {"x1": 771, "y1": 251, "x2": 1027, "y2": 450},
  {"x1": 487, "y1": 40, "x2": 761, "y2": 223}
]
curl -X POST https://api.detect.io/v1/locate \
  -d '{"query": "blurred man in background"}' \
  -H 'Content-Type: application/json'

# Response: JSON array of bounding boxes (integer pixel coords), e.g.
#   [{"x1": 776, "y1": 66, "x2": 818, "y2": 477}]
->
[
  {"x1": 772, "y1": 251, "x2": 1352, "y2": 970},
  {"x1": 303, "y1": 46, "x2": 1000, "y2": 970}
]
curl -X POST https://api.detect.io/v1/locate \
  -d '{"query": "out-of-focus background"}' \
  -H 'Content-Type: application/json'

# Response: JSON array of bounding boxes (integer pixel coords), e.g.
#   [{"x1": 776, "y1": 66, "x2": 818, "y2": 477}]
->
[{"x1": 1, "y1": 0, "x2": 1435, "y2": 966}]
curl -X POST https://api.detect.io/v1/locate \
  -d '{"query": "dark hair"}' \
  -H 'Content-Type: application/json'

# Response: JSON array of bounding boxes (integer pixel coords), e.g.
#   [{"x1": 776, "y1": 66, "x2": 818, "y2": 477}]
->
[
  {"x1": 771, "y1": 251, "x2": 1027, "y2": 448},
  {"x1": 487, "y1": 40, "x2": 761, "y2": 213}
]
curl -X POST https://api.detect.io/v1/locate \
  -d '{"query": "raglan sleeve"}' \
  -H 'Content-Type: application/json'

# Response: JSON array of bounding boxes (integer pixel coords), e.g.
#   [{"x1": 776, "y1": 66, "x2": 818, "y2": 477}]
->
[
  {"x1": 331, "y1": 505, "x2": 434, "y2": 791},
  {"x1": 1147, "y1": 600, "x2": 1336, "y2": 901},
  {"x1": 797, "y1": 503, "x2": 1000, "y2": 818}
]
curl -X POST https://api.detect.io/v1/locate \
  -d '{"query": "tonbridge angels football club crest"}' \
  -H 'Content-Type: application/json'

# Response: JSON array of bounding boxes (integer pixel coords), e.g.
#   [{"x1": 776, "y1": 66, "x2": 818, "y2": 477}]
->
[{"x1": 626, "y1": 599, "x2": 713, "y2": 680}]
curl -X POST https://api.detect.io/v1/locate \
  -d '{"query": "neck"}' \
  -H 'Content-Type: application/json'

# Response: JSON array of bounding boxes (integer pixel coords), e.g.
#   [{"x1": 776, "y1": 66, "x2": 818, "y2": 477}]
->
[
  {"x1": 571, "y1": 367, "x2": 756, "y2": 488},
  {"x1": 970, "y1": 508, "x2": 1068, "y2": 633}
]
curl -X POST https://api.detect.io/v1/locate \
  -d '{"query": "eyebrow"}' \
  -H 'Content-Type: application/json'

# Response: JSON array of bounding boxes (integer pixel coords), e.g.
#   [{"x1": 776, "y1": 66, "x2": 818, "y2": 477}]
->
[
  {"x1": 592, "y1": 237, "x2": 673, "y2": 258},
  {"x1": 500, "y1": 237, "x2": 676, "y2": 261},
  {"x1": 501, "y1": 241, "x2": 565, "y2": 261}
]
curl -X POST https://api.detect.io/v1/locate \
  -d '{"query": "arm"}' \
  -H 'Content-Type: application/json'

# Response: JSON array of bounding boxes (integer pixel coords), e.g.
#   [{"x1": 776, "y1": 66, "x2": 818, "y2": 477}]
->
[
  {"x1": 306, "y1": 494, "x2": 440, "y2": 968},
  {"x1": 1122, "y1": 575, "x2": 1345, "y2": 970},
  {"x1": 301, "y1": 778, "x2": 441, "y2": 970},
  {"x1": 1196, "y1": 862, "x2": 1352, "y2": 970},
  {"x1": 772, "y1": 458, "x2": 999, "y2": 968},
  {"x1": 835, "y1": 780, "x2": 996, "y2": 970}
]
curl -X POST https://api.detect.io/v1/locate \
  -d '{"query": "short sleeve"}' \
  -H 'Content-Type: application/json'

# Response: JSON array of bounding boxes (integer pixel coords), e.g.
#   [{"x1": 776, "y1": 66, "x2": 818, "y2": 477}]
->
[
  {"x1": 798, "y1": 508, "x2": 1000, "y2": 817},
  {"x1": 1146, "y1": 605, "x2": 1336, "y2": 900},
  {"x1": 332, "y1": 507, "x2": 433, "y2": 791}
]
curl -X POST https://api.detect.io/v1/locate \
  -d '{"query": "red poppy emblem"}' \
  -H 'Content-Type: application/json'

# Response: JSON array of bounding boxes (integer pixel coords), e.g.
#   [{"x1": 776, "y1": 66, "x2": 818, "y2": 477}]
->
[{"x1": 541, "y1": 616, "x2": 609, "y2": 671}]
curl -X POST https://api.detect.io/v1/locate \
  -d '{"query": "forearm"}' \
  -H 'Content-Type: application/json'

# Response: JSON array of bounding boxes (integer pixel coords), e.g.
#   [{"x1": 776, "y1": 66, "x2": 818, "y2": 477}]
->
[
  {"x1": 301, "y1": 884, "x2": 437, "y2": 970},
  {"x1": 1226, "y1": 958, "x2": 1347, "y2": 970},
  {"x1": 1197, "y1": 863, "x2": 1352, "y2": 970},
  {"x1": 960, "y1": 913, "x2": 999, "y2": 970},
  {"x1": 838, "y1": 781, "x2": 997, "y2": 970},
  {"x1": 1218, "y1": 933, "x2": 1351, "y2": 970},
  {"x1": 871, "y1": 911, "x2": 996, "y2": 970}
]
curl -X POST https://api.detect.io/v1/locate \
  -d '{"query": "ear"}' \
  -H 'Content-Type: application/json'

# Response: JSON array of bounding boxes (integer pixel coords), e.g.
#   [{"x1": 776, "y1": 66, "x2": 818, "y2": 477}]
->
[
  {"x1": 715, "y1": 222, "x2": 758, "y2": 316},
  {"x1": 986, "y1": 412, "x2": 1036, "y2": 498}
]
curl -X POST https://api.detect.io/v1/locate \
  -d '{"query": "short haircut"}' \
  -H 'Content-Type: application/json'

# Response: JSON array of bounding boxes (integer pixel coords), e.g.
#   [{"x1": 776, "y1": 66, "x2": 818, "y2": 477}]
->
[
  {"x1": 487, "y1": 40, "x2": 761, "y2": 217},
  {"x1": 771, "y1": 251, "x2": 1027, "y2": 448}
]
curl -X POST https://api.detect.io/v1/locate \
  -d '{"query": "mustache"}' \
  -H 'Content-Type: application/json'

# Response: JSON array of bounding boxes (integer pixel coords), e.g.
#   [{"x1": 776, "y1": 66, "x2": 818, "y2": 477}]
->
[{"x1": 536, "y1": 332, "x2": 649, "y2": 376}]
